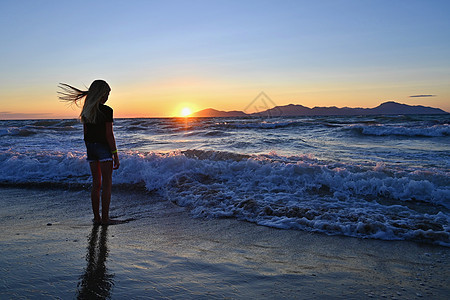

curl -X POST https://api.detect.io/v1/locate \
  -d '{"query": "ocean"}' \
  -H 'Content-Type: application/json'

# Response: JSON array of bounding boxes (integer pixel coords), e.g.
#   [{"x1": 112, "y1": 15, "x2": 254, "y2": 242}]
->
[{"x1": 1, "y1": 114, "x2": 449, "y2": 246}]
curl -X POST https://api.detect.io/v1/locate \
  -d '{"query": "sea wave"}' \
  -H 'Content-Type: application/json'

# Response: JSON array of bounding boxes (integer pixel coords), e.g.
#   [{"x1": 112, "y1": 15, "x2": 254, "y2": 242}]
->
[
  {"x1": 0, "y1": 120, "x2": 79, "y2": 137},
  {"x1": 31, "y1": 119, "x2": 79, "y2": 127},
  {"x1": 1, "y1": 149, "x2": 448, "y2": 245},
  {"x1": 214, "y1": 120, "x2": 308, "y2": 130},
  {"x1": 0, "y1": 127, "x2": 38, "y2": 137},
  {"x1": 347, "y1": 123, "x2": 450, "y2": 137}
]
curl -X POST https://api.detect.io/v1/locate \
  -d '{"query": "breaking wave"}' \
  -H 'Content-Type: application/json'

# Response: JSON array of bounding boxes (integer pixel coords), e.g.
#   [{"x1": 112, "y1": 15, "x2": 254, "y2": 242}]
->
[{"x1": 1, "y1": 149, "x2": 448, "y2": 246}]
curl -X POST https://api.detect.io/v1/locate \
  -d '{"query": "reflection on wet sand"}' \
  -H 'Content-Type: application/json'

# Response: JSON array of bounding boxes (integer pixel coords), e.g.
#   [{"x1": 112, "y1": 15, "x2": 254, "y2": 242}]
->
[{"x1": 77, "y1": 225, "x2": 114, "y2": 299}]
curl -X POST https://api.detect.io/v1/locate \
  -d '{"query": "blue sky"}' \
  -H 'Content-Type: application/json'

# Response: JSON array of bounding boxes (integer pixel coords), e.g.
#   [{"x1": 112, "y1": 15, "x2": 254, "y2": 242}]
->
[{"x1": 0, "y1": 0, "x2": 449, "y2": 118}]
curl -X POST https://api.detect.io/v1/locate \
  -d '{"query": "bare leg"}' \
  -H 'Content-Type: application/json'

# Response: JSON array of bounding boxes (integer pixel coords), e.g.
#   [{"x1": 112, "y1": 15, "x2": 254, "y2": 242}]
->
[
  {"x1": 100, "y1": 161, "x2": 113, "y2": 224},
  {"x1": 89, "y1": 161, "x2": 102, "y2": 224}
]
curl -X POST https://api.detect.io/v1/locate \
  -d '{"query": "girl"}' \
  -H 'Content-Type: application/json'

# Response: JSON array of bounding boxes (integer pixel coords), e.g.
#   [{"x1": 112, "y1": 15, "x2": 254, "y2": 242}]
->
[{"x1": 58, "y1": 80, "x2": 120, "y2": 225}]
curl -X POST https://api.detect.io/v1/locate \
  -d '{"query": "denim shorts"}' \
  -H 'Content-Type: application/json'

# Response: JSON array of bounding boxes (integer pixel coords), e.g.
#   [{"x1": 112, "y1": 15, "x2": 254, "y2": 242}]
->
[{"x1": 86, "y1": 143, "x2": 113, "y2": 162}]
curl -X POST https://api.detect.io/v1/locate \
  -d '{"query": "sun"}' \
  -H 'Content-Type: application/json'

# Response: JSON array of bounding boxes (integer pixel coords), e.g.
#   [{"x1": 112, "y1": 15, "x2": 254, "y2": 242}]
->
[{"x1": 180, "y1": 107, "x2": 192, "y2": 117}]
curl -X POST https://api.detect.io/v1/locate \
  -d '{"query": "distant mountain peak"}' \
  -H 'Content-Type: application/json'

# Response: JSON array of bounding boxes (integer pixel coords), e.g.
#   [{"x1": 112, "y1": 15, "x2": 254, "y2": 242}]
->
[
  {"x1": 191, "y1": 108, "x2": 247, "y2": 117},
  {"x1": 190, "y1": 101, "x2": 447, "y2": 117}
]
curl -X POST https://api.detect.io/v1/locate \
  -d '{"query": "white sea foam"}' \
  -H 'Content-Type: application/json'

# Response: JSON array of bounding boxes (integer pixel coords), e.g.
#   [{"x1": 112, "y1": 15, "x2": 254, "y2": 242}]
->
[
  {"x1": 1, "y1": 149, "x2": 448, "y2": 245},
  {"x1": 0, "y1": 150, "x2": 90, "y2": 183}
]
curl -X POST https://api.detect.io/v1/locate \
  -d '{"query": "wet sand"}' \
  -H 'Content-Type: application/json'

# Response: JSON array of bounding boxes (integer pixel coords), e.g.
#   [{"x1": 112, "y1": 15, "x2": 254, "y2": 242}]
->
[{"x1": 0, "y1": 187, "x2": 448, "y2": 299}]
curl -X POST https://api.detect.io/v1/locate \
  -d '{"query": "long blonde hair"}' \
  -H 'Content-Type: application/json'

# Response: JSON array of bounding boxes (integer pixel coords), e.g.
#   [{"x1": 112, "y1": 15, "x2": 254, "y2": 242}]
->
[{"x1": 58, "y1": 80, "x2": 111, "y2": 123}]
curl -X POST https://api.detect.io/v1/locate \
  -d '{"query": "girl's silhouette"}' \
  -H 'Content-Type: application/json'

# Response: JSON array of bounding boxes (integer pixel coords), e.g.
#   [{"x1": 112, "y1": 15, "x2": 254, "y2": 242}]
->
[{"x1": 59, "y1": 80, "x2": 120, "y2": 225}]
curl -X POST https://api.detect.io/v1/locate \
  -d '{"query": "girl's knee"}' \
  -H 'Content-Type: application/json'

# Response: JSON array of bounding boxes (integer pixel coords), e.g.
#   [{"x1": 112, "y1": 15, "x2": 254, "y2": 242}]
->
[{"x1": 92, "y1": 180, "x2": 102, "y2": 191}]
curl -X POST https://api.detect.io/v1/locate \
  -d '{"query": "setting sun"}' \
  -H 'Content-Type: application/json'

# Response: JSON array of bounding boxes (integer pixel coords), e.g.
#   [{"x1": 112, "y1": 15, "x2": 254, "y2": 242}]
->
[{"x1": 180, "y1": 107, "x2": 192, "y2": 117}]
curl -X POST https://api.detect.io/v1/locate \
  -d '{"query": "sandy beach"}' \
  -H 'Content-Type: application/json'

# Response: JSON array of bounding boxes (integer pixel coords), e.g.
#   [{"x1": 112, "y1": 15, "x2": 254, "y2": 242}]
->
[{"x1": 0, "y1": 186, "x2": 448, "y2": 299}]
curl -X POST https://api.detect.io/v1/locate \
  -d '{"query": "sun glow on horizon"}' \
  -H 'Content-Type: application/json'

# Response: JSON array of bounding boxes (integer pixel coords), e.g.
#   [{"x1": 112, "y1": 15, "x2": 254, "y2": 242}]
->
[{"x1": 180, "y1": 107, "x2": 192, "y2": 117}]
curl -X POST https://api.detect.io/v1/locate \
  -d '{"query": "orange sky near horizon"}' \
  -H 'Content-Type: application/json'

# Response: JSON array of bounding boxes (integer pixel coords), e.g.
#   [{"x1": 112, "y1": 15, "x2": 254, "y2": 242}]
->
[
  {"x1": 1, "y1": 66, "x2": 449, "y2": 120},
  {"x1": 0, "y1": 81, "x2": 448, "y2": 120}
]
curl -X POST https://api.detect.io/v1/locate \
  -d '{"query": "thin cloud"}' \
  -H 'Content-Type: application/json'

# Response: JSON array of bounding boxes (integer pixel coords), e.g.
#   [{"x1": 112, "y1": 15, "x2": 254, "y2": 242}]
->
[
  {"x1": 0, "y1": 112, "x2": 54, "y2": 120},
  {"x1": 409, "y1": 95, "x2": 436, "y2": 98}
]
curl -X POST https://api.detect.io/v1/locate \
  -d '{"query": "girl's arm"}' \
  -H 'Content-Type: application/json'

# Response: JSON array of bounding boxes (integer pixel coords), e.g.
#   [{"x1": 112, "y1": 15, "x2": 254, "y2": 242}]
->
[
  {"x1": 83, "y1": 124, "x2": 87, "y2": 146},
  {"x1": 105, "y1": 122, "x2": 120, "y2": 169}
]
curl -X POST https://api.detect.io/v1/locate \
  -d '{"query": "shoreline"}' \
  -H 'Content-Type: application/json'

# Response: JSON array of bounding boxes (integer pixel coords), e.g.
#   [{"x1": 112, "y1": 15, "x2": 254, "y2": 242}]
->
[{"x1": 0, "y1": 187, "x2": 449, "y2": 299}]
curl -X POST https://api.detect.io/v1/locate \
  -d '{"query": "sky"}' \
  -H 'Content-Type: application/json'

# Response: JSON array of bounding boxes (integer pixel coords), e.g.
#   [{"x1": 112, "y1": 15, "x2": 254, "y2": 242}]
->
[{"x1": 0, "y1": 0, "x2": 449, "y2": 119}]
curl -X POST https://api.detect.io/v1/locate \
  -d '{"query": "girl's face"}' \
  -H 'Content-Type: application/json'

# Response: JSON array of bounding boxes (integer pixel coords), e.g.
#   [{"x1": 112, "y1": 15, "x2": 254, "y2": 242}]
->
[{"x1": 100, "y1": 90, "x2": 110, "y2": 104}]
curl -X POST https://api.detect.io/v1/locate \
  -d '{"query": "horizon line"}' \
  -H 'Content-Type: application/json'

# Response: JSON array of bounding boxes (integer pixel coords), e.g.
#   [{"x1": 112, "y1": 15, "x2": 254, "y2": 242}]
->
[{"x1": 2, "y1": 100, "x2": 448, "y2": 120}]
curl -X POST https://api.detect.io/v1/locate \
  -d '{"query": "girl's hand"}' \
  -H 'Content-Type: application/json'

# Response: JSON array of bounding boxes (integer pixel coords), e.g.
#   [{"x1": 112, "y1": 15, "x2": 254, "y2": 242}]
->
[{"x1": 113, "y1": 154, "x2": 120, "y2": 170}]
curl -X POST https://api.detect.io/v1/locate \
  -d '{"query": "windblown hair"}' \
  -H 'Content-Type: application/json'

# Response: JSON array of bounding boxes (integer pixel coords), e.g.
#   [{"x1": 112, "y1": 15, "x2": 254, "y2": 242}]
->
[{"x1": 58, "y1": 80, "x2": 111, "y2": 123}]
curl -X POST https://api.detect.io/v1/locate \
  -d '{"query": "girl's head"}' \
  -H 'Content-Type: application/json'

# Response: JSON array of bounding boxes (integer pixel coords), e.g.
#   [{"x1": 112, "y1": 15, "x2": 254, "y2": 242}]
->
[
  {"x1": 87, "y1": 80, "x2": 111, "y2": 105},
  {"x1": 58, "y1": 79, "x2": 111, "y2": 123}
]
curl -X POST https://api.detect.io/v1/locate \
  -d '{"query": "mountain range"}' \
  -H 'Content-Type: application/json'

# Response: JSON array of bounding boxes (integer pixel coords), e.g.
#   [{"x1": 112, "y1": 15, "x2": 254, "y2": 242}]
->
[{"x1": 191, "y1": 101, "x2": 448, "y2": 117}]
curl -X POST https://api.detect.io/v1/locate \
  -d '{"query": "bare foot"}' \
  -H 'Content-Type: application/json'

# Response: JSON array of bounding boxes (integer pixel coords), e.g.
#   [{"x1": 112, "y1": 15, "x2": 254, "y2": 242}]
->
[
  {"x1": 93, "y1": 218, "x2": 102, "y2": 225},
  {"x1": 102, "y1": 219, "x2": 123, "y2": 226}
]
